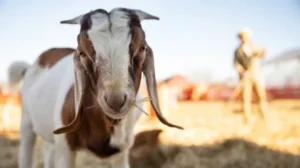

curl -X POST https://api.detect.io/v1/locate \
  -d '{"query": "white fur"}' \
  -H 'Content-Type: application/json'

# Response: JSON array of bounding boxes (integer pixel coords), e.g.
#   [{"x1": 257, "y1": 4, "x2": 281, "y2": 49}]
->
[
  {"x1": 8, "y1": 53, "x2": 142, "y2": 168},
  {"x1": 88, "y1": 9, "x2": 132, "y2": 89}
]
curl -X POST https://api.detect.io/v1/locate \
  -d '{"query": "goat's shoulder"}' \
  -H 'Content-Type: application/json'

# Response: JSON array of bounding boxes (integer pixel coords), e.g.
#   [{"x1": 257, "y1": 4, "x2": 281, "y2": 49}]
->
[
  {"x1": 38, "y1": 47, "x2": 76, "y2": 68},
  {"x1": 61, "y1": 85, "x2": 120, "y2": 158}
]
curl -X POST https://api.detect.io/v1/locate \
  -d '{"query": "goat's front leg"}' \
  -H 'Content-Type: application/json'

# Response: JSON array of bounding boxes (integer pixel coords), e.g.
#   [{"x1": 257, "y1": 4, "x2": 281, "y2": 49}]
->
[
  {"x1": 54, "y1": 135, "x2": 76, "y2": 168},
  {"x1": 109, "y1": 149, "x2": 130, "y2": 168},
  {"x1": 43, "y1": 142, "x2": 54, "y2": 168},
  {"x1": 18, "y1": 110, "x2": 36, "y2": 168}
]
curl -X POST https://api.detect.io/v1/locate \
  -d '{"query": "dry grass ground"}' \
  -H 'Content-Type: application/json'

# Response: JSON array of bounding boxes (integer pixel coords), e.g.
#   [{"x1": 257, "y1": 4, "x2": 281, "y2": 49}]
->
[{"x1": 1, "y1": 99, "x2": 300, "y2": 168}]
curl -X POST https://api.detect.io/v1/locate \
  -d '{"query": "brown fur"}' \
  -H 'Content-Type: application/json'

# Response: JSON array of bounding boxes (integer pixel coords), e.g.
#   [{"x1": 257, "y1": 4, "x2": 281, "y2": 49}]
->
[
  {"x1": 62, "y1": 85, "x2": 120, "y2": 158},
  {"x1": 38, "y1": 48, "x2": 76, "y2": 68},
  {"x1": 130, "y1": 129, "x2": 163, "y2": 163},
  {"x1": 128, "y1": 14, "x2": 147, "y2": 93},
  {"x1": 131, "y1": 129, "x2": 162, "y2": 151},
  {"x1": 77, "y1": 32, "x2": 96, "y2": 61}
]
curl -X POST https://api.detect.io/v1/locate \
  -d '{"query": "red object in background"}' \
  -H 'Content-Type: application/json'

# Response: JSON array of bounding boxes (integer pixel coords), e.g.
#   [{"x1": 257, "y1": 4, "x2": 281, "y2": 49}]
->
[
  {"x1": 158, "y1": 75, "x2": 198, "y2": 101},
  {"x1": 145, "y1": 74, "x2": 300, "y2": 112},
  {"x1": 187, "y1": 85, "x2": 275, "y2": 102},
  {"x1": 268, "y1": 85, "x2": 300, "y2": 99},
  {"x1": 181, "y1": 85, "x2": 195, "y2": 100}
]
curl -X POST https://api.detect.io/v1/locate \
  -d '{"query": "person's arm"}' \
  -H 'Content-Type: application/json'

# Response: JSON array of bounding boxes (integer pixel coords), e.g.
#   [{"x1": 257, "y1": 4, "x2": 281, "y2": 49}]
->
[
  {"x1": 257, "y1": 48, "x2": 266, "y2": 58},
  {"x1": 251, "y1": 43, "x2": 266, "y2": 58}
]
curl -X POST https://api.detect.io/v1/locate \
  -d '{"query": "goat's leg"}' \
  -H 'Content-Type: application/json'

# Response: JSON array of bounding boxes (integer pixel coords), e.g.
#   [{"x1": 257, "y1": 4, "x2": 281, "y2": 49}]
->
[
  {"x1": 109, "y1": 149, "x2": 130, "y2": 168},
  {"x1": 18, "y1": 110, "x2": 36, "y2": 168},
  {"x1": 54, "y1": 135, "x2": 75, "y2": 168},
  {"x1": 43, "y1": 142, "x2": 54, "y2": 168}
]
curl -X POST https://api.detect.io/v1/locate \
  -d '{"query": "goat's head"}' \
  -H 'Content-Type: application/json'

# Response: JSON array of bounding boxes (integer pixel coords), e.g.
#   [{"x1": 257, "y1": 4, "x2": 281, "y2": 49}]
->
[{"x1": 53, "y1": 8, "x2": 183, "y2": 134}]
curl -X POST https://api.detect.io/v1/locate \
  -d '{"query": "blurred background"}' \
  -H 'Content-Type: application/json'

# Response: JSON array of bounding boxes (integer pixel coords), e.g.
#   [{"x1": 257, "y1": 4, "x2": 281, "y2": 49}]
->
[{"x1": 1, "y1": 0, "x2": 300, "y2": 168}]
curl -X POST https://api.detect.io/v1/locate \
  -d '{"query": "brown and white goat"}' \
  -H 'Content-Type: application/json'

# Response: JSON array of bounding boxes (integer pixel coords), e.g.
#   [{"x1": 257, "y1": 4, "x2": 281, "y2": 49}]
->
[{"x1": 7, "y1": 8, "x2": 183, "y2": 168}]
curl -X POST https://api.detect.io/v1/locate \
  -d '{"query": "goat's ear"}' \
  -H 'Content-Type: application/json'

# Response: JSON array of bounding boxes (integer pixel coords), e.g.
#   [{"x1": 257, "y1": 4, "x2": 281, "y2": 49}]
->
[
  {"x1": 133, "y1": 54, "x2": 144, "y2": 93},
  {"x1": 132, "y1": 9, "x2": 159, "y2": 21},
  {"x1": 142, "y1": 45, "x2": 183, "y2": 130},
  {"x1": 53, "y1": 53, "x2": 87, "y2": 134},
  {"x1": 60, "y1": 14, "x2": 84, "y2": 25},
  {"x1": 131, "y1": 27, "x2": 145, "y2": 93}
]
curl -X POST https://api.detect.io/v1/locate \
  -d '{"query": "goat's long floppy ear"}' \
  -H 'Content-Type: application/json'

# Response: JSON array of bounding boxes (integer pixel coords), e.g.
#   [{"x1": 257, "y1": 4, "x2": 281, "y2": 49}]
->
[
  {"x1": 53, "y1": 53, "x2": 87, "y2": 134},
  {"x1": 142, "y1": 46, "x2": 183, "y2": 130}
]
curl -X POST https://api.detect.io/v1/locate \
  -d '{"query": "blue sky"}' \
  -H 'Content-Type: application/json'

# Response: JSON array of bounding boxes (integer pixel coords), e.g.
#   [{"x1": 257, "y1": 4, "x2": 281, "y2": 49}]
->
[{"x1": 0, "y1": 0, "x2": 299, "y2": 82}]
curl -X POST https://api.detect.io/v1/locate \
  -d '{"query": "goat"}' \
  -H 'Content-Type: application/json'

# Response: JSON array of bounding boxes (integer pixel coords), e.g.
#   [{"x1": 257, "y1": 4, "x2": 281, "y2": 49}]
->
[{"x1": 7, "y1": 8, "x2": 183, "y2": 168}]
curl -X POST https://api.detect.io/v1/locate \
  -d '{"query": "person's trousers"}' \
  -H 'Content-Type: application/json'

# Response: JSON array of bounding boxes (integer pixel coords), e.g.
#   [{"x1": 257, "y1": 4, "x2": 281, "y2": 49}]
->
[{"x1": 241, "y1": 74, "x2": 269, "y2": 123}]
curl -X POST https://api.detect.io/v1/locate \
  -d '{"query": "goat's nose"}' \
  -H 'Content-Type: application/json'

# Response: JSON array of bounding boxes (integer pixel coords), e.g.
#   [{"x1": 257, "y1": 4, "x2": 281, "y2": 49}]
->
[{"x1": 104, "y1": 92, "x2": 127, "y2": 112}]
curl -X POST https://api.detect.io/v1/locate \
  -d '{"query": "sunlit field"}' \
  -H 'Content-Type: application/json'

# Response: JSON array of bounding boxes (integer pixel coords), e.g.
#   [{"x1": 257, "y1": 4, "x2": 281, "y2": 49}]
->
[{"x1": 1, "y1": 100, "x2": 300, "y2": 168}]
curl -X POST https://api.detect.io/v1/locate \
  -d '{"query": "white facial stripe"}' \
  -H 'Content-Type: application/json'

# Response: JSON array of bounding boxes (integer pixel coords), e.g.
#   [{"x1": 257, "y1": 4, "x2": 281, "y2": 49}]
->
[
  {"x1": 88, "y1": 10, "x2": 132, "y2": 88},
  {"x1": 90, "y1": 13, "x2": 109, "y2": 30}
]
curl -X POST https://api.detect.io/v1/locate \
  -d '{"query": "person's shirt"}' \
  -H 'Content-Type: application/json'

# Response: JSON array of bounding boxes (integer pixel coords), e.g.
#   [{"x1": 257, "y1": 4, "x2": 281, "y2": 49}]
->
[
  {"x1": 234, "y1": 41, "x2": 263, "y2": 77},
  {"x1": 242, "y1": 43, "x2": 254, "y2": 58}
]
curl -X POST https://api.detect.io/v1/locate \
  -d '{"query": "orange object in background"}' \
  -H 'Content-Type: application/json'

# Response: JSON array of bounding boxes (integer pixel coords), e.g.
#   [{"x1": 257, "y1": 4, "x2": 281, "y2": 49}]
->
[
  {"x1": 0, "y1": 94, "x2": 21, "y2": 106},
  {"x1": 0, "y1": 92, "x2": 22, "y2": 134}
]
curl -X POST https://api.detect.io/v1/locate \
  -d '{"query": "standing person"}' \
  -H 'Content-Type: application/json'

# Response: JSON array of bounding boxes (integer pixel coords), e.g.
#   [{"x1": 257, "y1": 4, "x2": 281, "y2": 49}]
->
[{"x1": 233, "y1": 27, "x2": 269, "y2": 125}]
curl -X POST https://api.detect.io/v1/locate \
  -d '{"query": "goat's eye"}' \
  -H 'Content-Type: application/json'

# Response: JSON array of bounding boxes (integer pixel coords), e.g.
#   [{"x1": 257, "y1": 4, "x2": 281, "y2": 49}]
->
[
  {"x1": 140, "y1": 46, "x2": 146, "y2": 52},
  {"x1": 79, "y1": 52, "x2": 85, "y2": 56}
]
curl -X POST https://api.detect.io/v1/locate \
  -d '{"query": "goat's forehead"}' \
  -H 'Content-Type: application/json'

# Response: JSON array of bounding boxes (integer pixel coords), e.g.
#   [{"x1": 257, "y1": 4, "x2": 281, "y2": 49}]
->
[
  {"x1": 84, "y1": 8, "x2": 132, "y2": 31},
  {"x1": 82, "y1": 9, "x2": 136, "y2": 78}
]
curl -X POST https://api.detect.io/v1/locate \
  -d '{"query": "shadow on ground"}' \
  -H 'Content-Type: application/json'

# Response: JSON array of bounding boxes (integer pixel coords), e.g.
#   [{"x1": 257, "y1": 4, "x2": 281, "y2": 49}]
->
[
  {"x1": 0, "y1": 135, "x2": 19, "y2": 168},
  {"x1": 1, "y1": 130, "x2": 300, "y2": 168},
  {"x1": 131, "y1": 137, "x2": 300, "y2": 168}
]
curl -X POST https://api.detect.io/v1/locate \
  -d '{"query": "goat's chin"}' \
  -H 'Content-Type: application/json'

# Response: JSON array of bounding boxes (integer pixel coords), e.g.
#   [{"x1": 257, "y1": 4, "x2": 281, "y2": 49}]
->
[
  {"x1": 105, "y1": 115, "x2": 122, "y2": 125},
  {"x1": 102, "y1": 107, "x2": 131, "y2": 126}
]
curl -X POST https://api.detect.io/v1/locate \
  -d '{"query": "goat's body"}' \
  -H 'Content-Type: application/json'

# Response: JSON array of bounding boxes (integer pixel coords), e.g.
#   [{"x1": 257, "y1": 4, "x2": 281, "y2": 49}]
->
[
  {"x1": 22, "y1": 54, "x2": 74, "y2": 142},
  {"x1": 10, "y1": 49, "x2": 142, "y2": 168}
]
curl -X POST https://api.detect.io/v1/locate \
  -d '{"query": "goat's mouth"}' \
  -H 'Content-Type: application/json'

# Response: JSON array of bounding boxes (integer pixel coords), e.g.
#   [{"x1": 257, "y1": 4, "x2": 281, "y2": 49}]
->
[
  {"x1": 105, "y1": 115, "x2": 122, "y2": 125},
  {"x1": 98, "y1": 93, "x2": 136, "y2": 125}
]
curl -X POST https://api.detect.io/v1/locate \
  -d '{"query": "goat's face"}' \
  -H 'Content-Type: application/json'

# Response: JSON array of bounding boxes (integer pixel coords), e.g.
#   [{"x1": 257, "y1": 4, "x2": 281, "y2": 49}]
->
[
  {"x1": 53, "y1": 8, "x2": 183, "y2": 135},
  {"x1": 72, "y1": 8, "x2": 149, "y2": 120}
]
